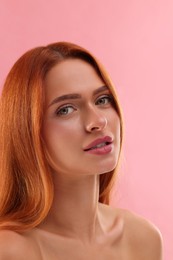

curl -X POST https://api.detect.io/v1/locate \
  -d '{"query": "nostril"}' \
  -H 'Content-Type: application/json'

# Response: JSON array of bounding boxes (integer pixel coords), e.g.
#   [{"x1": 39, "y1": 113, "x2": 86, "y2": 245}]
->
[
  {"x1": 85, "y1": 113, "x2": 107, "y2": 133},
  {"x1": 90, "y1": 126, "x2": 100, "y2": 131}
]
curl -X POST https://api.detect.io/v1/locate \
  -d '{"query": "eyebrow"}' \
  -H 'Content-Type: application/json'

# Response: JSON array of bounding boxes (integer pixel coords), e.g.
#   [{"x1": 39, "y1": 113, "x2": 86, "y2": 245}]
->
[{"x1": 48, "y1": 85, "x2": 109, "y2": 107}]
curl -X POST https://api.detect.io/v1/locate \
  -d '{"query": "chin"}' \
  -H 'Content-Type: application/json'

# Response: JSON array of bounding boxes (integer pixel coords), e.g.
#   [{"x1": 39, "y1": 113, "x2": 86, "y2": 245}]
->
[
  {"x1": 100, "y1": 167, "x2": 115, "y2": 175},
  {"x1": 97, "y1": 160, "x2": 117, "y2": 175}
]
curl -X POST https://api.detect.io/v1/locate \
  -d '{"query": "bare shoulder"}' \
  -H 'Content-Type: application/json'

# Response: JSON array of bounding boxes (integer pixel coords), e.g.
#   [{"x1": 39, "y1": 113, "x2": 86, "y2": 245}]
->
[
  {"x1": 0, "y1": 229, "x2": 42, "y2": 260},
  {"x1": 118, "y1": 208, "x2": 163, "y2": 260}
]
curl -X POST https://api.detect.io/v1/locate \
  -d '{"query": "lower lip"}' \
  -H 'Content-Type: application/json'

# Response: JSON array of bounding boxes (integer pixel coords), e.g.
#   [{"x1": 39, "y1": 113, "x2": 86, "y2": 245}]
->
[{"x1": 84, "y1": 143, "x2": 113, "y2": 155}]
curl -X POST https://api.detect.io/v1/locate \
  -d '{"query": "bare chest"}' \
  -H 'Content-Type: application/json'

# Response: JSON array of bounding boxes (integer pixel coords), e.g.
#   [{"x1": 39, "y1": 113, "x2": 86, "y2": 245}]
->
[
  {"x1": 39, "y1": 241, "x2": 126, "y2": 260},
  {"x1": 42, "y1": 246, "x2": 127, "y2": 260}
]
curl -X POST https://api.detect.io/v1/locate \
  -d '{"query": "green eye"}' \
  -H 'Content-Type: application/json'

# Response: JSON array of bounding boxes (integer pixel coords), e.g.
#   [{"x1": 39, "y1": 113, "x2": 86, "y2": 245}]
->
[
  {"x1": 96, "y1": 95, "x2": 112, "y2": 105},
  {"x1": 56, "y1": 106, "x2": 75, "y2": 116}
]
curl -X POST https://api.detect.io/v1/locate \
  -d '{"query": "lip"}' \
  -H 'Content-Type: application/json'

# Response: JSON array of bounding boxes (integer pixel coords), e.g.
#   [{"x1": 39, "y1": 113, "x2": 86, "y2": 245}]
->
[{"x1": 83, "y1": 136, "x2": 113, "y2": 151}]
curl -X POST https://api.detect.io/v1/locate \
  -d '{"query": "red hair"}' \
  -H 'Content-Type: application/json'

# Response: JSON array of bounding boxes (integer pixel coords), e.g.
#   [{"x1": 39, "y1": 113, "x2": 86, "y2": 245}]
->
[{"x1": 0, "y1": 42, "x2": 124, "y2": 232}]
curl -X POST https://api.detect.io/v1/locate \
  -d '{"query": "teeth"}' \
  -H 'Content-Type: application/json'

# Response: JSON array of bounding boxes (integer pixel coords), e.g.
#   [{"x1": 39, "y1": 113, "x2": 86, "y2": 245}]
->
[{"x1": 92, "y1": 142, "x2": 107, "y2": 149}]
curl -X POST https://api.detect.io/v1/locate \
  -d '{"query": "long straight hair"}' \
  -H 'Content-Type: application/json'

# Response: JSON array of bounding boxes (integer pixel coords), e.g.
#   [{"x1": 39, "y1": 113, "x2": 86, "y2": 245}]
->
[{"x1": 0, "y1": 42, "x2": 124, "y2": 232}]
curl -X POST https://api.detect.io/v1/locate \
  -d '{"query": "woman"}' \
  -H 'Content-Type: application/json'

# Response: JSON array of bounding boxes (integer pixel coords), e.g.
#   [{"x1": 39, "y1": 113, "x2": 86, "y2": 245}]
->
[{"x1": 0, "y1": 42, "x2": 162, "y2": 259}]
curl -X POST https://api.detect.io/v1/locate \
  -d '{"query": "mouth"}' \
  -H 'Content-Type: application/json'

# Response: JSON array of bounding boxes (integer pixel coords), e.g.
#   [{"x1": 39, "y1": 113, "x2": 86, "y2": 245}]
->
[
  {"x1": 83, "y1": 136, "x2": 113, "y2": 151},
  {"x1": 84, "y1": 141, "x2": 111, "y2": 151}
]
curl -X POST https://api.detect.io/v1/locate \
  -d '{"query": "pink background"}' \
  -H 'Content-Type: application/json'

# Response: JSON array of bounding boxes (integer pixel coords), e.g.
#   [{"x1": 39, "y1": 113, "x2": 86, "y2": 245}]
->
[{"x1": 0, "y1": 0, "x2": 172, "y2": 258}]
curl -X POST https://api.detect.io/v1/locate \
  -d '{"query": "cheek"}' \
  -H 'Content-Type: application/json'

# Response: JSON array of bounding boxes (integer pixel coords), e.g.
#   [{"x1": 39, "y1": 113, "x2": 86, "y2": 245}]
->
[
  {"x1": 114, "y1": 115, "x2": 121, "y2": 138},
  {"x1": 108, "y1": 109, "x2": 120, "y2": 128},
  {"x1": 42, "y1": 119, "x2": 85, "y2": 173},
  {"x1": 43, "y1": 122, "x2": 66, "y2": 148},
  {"x1": 42, "y1": 119, "x2": 82, "y2": 154},
  {"x1": 108, "y1": 110, "x2": 121, "y2": 142}
]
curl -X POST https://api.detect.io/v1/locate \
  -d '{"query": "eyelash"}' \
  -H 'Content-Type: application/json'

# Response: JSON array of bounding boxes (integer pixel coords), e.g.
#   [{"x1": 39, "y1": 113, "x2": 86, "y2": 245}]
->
[
  {"x1": 55, "y1": 94, "x2": 113, "y2": 117},
  {"x1": 56, "y1": 106, "x2": 76, "y2": 116},
  {"x1": 95, "y1": 95, "x2": 113, "y2": 106}
]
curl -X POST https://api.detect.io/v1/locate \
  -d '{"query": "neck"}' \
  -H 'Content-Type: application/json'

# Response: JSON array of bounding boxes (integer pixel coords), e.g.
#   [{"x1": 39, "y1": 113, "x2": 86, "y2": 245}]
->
[{"x1": 39, "y1": 173, "x2": 104, "y2": 243}]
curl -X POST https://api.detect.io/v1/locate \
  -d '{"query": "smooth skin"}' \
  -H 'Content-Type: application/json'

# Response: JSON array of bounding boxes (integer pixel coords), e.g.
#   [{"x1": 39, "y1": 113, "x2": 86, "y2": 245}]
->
[{"x1": 0, "y1": 59, "x2": 163, "y2": 259}]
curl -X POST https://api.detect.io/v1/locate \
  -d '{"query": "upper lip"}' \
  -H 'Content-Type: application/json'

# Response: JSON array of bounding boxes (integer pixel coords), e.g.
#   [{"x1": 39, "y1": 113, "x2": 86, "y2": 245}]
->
[{"x1": 83, "y1": 136, "x2": 113, "y2": 151}]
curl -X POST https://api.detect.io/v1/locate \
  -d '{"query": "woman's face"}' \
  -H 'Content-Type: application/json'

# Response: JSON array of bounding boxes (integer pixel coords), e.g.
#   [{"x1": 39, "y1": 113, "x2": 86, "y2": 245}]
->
[{"x1": 42, "y1": 58, "x2": 120, "y2": 177}]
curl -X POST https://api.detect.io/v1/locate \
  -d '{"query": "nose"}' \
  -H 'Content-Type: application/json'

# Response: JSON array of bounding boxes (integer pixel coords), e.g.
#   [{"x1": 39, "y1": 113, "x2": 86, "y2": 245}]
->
[{"x1": 84, "y1": 107, "x2": 107, "y2": 133}]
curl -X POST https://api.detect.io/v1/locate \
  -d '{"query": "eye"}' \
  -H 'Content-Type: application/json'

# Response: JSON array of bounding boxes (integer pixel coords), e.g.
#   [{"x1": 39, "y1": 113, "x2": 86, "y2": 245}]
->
[
  {"x1": 95, "y1": 95, "x2": 113, "y2": 106},
  {"x1": 56, "y1": 105, "x2": 76, "y2": 116}
]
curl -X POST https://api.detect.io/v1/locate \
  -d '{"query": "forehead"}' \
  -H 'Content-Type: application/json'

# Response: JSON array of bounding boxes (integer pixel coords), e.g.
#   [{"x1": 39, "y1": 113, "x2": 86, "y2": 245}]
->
[{"x1": 44, "y1": 58, "x2": 106, "y2": 98}]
